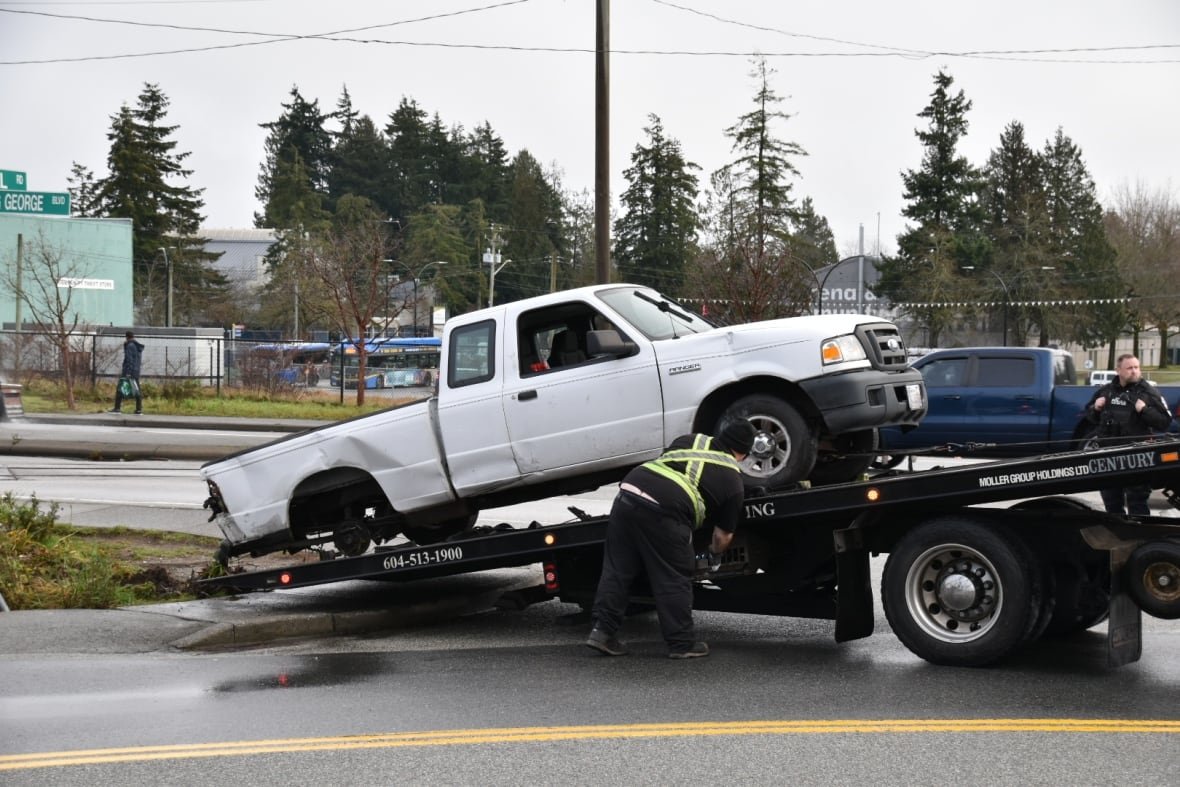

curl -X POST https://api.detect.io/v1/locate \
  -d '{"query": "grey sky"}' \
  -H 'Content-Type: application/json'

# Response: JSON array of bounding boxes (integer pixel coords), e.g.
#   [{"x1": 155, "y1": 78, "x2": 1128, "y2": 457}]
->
[{"x1": 2, "y1": 0, "x2": 1177, "y2": 257}]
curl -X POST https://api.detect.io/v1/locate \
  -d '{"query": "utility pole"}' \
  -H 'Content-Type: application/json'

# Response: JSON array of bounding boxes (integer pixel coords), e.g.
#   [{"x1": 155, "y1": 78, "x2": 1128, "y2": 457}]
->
[
  {"x1": 482, "y1": 226, "x2": 507, "y2": 307},
  {"x1": 595, "y1": 0, "x2": 610, "y2": 284}
]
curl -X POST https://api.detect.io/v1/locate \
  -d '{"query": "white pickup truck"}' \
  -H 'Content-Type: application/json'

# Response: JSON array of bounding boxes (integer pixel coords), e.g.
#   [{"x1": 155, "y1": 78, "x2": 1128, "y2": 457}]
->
[{"x1": 202, "y1": 284, "x2": 926, "y2": 560}]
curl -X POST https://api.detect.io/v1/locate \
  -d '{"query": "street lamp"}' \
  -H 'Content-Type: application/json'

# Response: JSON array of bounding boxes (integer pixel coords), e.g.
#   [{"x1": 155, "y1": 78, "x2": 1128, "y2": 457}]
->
[
  {"x1": 962, "y1": 266, "x2": 1055, "y2": 346},
  {"x1": 391, "y1": 260, "x2": 448, "y2": 336}
]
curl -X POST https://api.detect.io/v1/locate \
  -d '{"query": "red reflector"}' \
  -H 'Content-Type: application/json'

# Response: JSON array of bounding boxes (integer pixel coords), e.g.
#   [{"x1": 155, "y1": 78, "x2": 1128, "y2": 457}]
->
[
  {"x1": 279, "y1": 572, "x2": 292, "y2": 585},
  {"x1": 543, "y1": 562, "x2": 559, "y2": 592}
]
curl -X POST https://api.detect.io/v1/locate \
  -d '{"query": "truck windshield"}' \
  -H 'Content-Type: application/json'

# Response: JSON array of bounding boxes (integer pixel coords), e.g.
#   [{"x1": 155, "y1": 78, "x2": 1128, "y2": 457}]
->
[{"x1": 596, "y1": 287, "x2": 714, "y2": 340}]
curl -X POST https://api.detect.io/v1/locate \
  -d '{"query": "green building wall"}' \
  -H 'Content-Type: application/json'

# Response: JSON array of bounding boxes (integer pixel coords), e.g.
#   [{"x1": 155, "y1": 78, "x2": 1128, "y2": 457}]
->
[{"x1": 0, "y1": 214, "x2": 133, "y2": 329}]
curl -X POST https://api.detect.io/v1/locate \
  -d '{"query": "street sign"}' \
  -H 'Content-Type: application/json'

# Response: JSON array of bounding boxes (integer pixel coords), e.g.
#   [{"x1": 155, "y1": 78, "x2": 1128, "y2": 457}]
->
[
  {"x1": 0, "y1": 190, "x2": 70, "y2": 216},
  {"x1": 0, "y1": 169, "x2": 27, "y2": 190}
]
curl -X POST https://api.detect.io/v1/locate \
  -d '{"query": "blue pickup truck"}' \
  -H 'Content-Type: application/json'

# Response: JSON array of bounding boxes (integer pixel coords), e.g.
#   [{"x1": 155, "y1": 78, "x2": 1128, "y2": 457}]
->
[{"x1": 877, "y1": 347, "x2": 1180, "y2": 460}]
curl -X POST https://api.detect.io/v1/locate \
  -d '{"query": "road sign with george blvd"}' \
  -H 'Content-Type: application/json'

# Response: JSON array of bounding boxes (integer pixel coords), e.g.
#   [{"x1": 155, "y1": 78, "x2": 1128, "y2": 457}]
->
[
  {"x1": 0, "y1": 169, "x2": 27, "y2": 190},
  {"x1": 0, "y1": 190, "x2": 70, "y2": 216}
]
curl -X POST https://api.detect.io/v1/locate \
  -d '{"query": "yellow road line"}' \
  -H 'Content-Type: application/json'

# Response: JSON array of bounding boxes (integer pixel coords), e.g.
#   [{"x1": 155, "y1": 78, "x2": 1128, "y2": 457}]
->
[{"x1": 3, "y1": 719, "x2": 1178, "y2": 771}]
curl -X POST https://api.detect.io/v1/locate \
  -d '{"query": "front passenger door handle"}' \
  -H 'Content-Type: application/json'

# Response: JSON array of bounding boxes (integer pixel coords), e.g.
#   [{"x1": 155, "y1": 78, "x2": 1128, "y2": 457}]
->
[{"x1": 518, "y1": 389, "x2": 538, "y2": 401}]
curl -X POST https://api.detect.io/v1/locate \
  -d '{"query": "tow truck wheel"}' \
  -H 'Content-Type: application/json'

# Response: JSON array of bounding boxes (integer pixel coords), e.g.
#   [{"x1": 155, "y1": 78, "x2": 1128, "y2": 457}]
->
[
  {"x1": 720, "y1": 395, "x2": 817, "y2": 490},
  {"x1": 1124, "y1": 541, "x2": 1180, "y2": 620},
  {"x1": 883, "y1": 517, "x2": 1041, "y2": 666}
]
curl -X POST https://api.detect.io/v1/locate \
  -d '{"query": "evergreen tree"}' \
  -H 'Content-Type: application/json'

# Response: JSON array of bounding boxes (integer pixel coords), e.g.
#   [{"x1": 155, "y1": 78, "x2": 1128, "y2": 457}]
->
[
  {"x1": 613, "y1": 114, "x2": 701, "y2": 296},
  {"x1": 496, "y1": 150, "x2": 565, "y2": 302},
  {"x1": 384, "y1": 98, "x2": 434, "y2": 223},
  {"x1": 66, "y1": 162, "x2": 99, "y2": 218},
  {"x1": 690, "y1": 58, "x2": 813, "y2": 322},
  {"x1": 466, "y1": 122, "x2": 512, "y2": 219},
  {"x1": 792, "y1": 196, "x2": 838, "y2": 278},
  {"x1": 980, "y1": 120, "x2": 1053, "y2": 345},
  {"x1": 256, "y1": 86, "x2": 333, "y2": 226},
  {"x1": 875, "y1": 71, "x2": 986, "y2": 346},
  {"x1": 1040, "y1": 128, "x2": 1120, "y2": 354},
  {"x1": 328, "y1": 113, "x2": 389, "y2": 208},
  {"x1": 714, "y1": 57, "x2": 806, "y2": 257},
  {"x1": 93, "y1": 83, "x2": 226, "y2": 326}
]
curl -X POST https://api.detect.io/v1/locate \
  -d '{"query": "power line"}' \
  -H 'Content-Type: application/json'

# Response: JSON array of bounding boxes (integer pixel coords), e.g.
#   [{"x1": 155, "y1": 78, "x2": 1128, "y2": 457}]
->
[{"x1": 2, "y1": 2, "x2": 1177, "y2": 66}]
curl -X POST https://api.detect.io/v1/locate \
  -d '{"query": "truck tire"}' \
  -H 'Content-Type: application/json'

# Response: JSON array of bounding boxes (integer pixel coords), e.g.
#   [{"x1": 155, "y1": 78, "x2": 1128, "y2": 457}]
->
[
  {"x1": 1124, "y1": 541, "x2": 1180, "y2": 620},
  {"x1": 719, "y1": 395, "x2": 817, "y2": 489},
  {"x1": 882, "y1": 517, "x2": 1042, "y2": 666},
  {"x1": 1008, "y1": 497, "x2": 1109, "y2": 637}
]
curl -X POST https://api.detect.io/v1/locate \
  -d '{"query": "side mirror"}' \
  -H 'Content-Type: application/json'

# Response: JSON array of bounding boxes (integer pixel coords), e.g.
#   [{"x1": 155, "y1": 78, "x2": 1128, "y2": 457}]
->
[{"x1": 587, "y1": 330, "x2": 637, "y2": 358}]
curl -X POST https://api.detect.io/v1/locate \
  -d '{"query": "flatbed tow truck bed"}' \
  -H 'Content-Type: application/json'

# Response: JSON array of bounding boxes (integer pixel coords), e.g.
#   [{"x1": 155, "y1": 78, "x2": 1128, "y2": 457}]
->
[{"x1": 200, "y1": 440, "x2": 1180, "y2": 667}]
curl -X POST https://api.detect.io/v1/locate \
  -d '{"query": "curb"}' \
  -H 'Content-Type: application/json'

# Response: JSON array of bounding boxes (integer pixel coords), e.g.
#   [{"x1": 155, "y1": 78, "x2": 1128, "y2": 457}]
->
[{"x1": 170, "y1": 578, "x2": 542, "y2": 650}]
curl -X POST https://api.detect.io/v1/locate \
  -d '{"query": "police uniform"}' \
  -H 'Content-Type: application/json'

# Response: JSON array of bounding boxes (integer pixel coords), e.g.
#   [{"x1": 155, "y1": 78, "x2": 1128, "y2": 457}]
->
[
  {"x1": 1084, "y1": 377, "x2": 1171, "y2": 515},
  {"x1": 588, "y1": 429, "x2": 749, "y2": 656}
]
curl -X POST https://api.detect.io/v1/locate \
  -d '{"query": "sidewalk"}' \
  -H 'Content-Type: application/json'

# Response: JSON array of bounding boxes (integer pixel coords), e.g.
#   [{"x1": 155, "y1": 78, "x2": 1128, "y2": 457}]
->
[
  {"x1": 0, "y1": 411, "x2": 548, "y2": 652},
  {"x1": 0, "y1": 411, "x2": 317, "y2": 461}
]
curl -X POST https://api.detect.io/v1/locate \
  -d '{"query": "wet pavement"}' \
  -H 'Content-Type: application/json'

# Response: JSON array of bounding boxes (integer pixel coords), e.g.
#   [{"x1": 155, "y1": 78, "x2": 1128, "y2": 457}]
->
[{"x1": 0, "y1": 411, "x2": 545, "y2": 655}]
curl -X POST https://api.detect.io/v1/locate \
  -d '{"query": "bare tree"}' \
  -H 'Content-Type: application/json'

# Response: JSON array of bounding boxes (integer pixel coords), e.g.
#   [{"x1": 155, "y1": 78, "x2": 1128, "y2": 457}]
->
[
  {"x1": 0, "y1": 229, "x2": 95, "y2": 408},
  {"x1": 304, "y1": 196, "x2": 396, "y2": 405},
  {"x1": 1105, "y1": 183, "x2": 1180, "y2": 367}
]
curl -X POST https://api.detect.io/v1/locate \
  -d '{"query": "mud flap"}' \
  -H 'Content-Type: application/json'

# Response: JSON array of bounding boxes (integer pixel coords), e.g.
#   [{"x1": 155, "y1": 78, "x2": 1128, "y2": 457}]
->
[
  {"x1": 1106, "y1": 543, "x2": 1142, "y2": 668},
  {"x1": 833, "y1": 515, "x2": 874, "y2": 643},
  {"x1": 1081, "y1": 525, "x2": 1143, "y2": 667}
]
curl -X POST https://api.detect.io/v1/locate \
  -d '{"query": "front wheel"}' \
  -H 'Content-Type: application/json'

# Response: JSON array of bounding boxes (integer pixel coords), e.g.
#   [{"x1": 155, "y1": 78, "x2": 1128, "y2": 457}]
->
[
  {"x1": 718, "y1": 395, "x2": 817, "y2": 490},
  {"x1": 882, "y1": 517, "x2": 1042, "y2": 666}
]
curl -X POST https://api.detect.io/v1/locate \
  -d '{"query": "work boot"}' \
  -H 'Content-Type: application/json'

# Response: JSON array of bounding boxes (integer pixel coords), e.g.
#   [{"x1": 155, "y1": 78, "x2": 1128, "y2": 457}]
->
[
  {"x1": 668, "y1": 642, "x2": 709, "y2": 659},
  {"x1": 585, "y1": 627, "x2": 627, "y2": 656}
]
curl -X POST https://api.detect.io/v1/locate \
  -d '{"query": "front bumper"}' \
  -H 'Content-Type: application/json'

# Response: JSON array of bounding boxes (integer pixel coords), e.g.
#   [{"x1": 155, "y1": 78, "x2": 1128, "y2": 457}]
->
[{"x1": 800, "y1": 369, "x2": 926, "y2": 435}]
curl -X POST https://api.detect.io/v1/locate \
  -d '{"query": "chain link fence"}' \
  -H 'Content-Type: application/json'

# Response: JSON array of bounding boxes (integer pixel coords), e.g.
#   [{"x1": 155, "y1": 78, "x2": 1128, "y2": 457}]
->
[{"x1": 0, "y1": 328, "x2": 333, "y2": 396}]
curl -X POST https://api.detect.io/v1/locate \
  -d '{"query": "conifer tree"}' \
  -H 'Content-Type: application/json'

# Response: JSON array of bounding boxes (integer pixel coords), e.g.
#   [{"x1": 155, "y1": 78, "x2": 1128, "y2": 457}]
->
[
  {"x1": 93, "y1": 83, "x2": 225, "y2": 325},
  {"x1": 613, "y1": 114, "x2": 700, "y2": 296},
  {"x1": 256, "y1": 86, "x2": 333, "y2": 227},
  {"x1": 875, "y1": 71, "x2": 986, "y2": 346}
]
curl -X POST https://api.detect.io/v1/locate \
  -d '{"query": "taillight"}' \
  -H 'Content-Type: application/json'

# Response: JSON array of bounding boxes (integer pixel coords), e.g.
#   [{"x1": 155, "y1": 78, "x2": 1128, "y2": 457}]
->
[{"x1": 543, "y1": 562, "x2": 559, "y2": 593}]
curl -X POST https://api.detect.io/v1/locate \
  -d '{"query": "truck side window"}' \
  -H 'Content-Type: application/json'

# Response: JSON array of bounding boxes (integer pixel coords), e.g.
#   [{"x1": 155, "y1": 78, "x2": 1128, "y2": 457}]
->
[
  {"x1": 448, "y1": 320, "x2": 495, "y2": 388},
  {"x1": 921, "y1": 358, "x2": 967, "y2": 387},
  {"x1": 977, "y1": 357, "x2": 1034, "y2": 387}
]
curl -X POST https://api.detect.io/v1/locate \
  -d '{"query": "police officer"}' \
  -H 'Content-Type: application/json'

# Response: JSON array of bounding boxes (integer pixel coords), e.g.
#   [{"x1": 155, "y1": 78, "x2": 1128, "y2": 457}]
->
[
  {"x1": 586, "y1": 419, "x2": 757, "y2": 659},
  {"x1": 1084, "y1": 353, "x2": 1172, "y2": 515}
]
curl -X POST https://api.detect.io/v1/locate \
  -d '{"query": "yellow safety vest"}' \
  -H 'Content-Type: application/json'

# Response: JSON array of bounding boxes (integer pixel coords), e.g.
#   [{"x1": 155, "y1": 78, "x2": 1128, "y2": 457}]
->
[{"x1": 641, "y1": 434, "x2": 742, "y2": 529}]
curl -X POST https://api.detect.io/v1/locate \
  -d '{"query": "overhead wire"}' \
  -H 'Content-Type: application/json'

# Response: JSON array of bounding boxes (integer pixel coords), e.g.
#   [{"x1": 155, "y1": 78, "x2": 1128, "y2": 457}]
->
[{"x1": 1, "y1": 0, "x2": 1177, "y2": 65}]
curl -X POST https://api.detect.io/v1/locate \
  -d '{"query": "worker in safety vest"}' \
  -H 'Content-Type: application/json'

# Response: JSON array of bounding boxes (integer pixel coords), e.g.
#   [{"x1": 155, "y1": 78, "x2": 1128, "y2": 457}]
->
[{"x1": 586, "y1": 419, "x2": 756, "y2": 659}]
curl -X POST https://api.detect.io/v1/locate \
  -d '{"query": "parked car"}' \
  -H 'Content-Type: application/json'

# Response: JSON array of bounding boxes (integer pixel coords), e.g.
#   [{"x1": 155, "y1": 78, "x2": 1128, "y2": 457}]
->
[{"x1": 877, "y1": 347, "x2": 1180, "y2": 465}]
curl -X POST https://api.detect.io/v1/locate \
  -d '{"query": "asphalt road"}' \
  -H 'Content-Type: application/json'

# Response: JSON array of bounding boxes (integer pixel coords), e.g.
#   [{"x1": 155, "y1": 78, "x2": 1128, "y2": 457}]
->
[
  {"x1": 3, "y1": 580, "x2": 1178, "y2": 785},
  {"x1": 1, "y1": 417, "x2": 1178, "y2": 784}
]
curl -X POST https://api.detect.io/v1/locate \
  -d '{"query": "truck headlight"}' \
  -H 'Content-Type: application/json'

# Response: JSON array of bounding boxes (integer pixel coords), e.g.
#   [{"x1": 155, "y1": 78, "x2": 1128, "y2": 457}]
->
[{"x1": 821, "y1": 335, "x2": 867, "y2": 365}]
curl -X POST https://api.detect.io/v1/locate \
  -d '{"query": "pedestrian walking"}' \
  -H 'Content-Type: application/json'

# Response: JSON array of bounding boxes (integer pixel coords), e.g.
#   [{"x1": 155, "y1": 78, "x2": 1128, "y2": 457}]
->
[
  {"x1": 586, "y1": 419, "x2": 756, "y2": 659},
  {"x1": 1084, "y1": 353, "x2": 1172, "y2": 515},
  {"x1": 111, "y1": 331, "x2": 145, "y2": 414}
]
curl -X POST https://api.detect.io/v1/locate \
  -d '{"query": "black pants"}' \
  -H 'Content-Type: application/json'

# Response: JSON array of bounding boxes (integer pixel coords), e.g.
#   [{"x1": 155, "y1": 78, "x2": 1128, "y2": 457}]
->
[
  {"x1": 1100, "y1": 485, "x2": 1151, "y2": 516},
  {"x1": 590, "y1": 492, "x2": 696, "y2": 652}
]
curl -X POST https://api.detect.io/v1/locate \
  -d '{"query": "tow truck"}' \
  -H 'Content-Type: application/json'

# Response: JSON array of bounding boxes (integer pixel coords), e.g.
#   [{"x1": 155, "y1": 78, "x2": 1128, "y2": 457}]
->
[{"x1": 199, "y1": 439, "x2": 1180, "y2": 668}]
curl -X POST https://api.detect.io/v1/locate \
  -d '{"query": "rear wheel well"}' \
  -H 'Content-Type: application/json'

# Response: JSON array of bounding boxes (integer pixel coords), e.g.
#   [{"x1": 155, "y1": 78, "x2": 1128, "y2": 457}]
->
[{"x1": 288, "y1": 467, "x2": 389, "y2": 538}]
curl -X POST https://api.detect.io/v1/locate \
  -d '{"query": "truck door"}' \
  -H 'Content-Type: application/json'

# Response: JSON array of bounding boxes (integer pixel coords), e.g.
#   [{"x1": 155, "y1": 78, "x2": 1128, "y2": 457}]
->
[
  {"x1": 436, "y1": 317, "x2": 523, "y2": 494},
  {"x1": 501, "y1": 300, "x2": 664, "y2": 476},
  {"x1": 897, "y1": 353, "x2": 973, "y2": 447},
  {"x1": 969, "y1": 354, "x2": 1047, "y2": 447}
]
